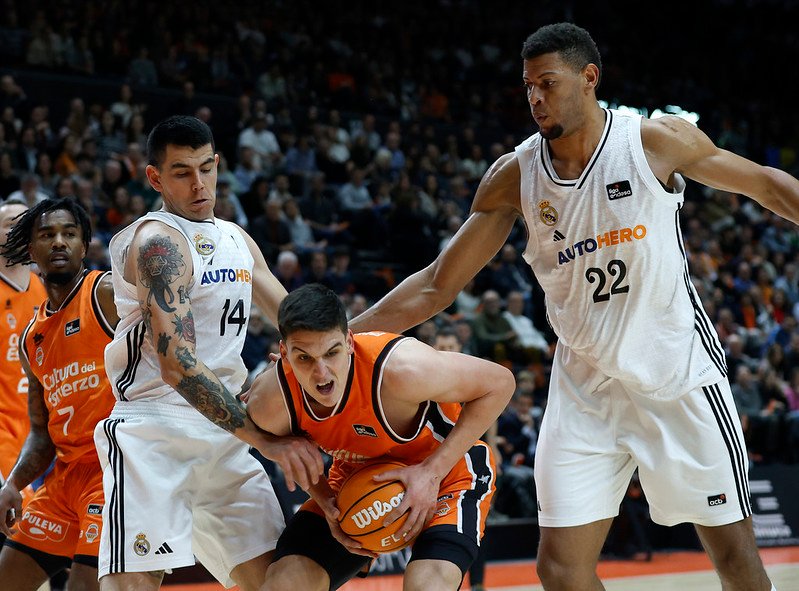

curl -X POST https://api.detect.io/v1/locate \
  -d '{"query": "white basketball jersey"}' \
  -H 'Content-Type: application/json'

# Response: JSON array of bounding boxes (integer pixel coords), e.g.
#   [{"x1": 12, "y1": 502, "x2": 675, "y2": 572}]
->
[
  {"x1": 516, "y1": 109, "x2": 726, "y2": 399},
  {"x1": 105, "y1": 211, "x2": 254, "y2": 406}
]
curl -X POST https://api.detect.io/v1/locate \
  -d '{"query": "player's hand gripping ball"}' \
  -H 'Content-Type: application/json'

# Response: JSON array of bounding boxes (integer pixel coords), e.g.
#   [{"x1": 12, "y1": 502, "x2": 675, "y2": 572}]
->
[{"x1": 336, "y1": 458, "x2": 415, "y2": 553}]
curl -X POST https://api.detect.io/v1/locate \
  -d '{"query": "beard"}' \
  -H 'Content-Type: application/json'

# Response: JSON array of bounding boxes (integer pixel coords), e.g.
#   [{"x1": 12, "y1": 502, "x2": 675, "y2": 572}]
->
[
  {"x1": 45, "y1": 270, "x2": 78, "y2": 285},
  {"x1": 540, "y1": 123, "x2": 565, "y2": 140}
]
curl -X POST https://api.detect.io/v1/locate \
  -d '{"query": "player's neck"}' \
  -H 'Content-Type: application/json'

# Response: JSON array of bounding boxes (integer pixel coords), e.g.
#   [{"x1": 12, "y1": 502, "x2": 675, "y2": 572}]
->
[
  {"x1": 0, "y1": 258, "x2": 31, "y2": 290},
  {"x1": 548, "y1": 105, "x2": 607, "y2": 173},
  {"x1": 45, "y1": 266, "x2": 87, "y2": 311}
]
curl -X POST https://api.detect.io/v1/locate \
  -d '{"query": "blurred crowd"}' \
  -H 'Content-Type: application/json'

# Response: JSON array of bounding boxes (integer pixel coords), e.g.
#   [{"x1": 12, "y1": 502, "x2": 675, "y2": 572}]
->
[{"x1": 1, "y1": 0, "x2": 799, "y2": 501}]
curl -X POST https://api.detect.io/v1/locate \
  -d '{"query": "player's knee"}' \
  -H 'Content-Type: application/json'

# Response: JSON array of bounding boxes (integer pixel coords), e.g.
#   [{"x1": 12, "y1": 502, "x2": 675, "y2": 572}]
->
[
  {"x1": 536, "y1": 553, "x2": 594, "y2": 588},
  {"x1": 712, "y1": 548, "x2": 768, "y2": 587},
  {"x1": 260, "y1": 560, "x2": 327, "y2": 591}
]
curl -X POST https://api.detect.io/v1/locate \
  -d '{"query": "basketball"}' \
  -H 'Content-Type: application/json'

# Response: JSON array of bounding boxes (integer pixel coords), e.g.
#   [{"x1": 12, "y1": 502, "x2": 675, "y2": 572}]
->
[{"x1": 336, "y1": 458, "x2": 413, "y2": 553}]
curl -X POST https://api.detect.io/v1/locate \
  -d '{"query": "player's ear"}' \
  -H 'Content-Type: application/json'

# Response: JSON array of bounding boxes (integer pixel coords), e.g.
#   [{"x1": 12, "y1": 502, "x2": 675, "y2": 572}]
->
[
  {"x1": 583, "y1": 63, "x2": 600, "y2": 90},
  {"x1": 279, "y1": 340, "x2": 288, "y2": 360},
  {"x1": 346, "y1": 329, "x2": 354, "y2": 354},
  {"x1": 145, "y1": 164, "x2": 162, "y2": 192}
]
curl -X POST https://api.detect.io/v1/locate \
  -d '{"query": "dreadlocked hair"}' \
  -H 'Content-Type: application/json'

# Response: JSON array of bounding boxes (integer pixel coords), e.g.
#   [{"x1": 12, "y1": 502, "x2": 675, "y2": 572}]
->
[{"x1": 1, "y1": 198, "x2": 92, "y2": 267}]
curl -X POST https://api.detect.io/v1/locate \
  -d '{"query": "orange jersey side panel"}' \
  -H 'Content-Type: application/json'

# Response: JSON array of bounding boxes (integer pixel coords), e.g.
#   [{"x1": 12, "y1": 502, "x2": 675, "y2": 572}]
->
[
  {"x1": 277, "y1": 331, "x2": 463, "y2": 487},
  {"x1": 23, "y1": 271, "x2": 115, "y2": 465},
  {"x1": 0, "y1": 272, "x2": 46, "y2": 479}
]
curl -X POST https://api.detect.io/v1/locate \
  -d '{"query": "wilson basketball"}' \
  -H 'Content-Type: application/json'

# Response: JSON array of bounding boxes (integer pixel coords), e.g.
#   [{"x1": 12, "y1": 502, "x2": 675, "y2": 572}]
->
[{"x1": 337, "y1": 458, "x2": 413, "y2": 553}]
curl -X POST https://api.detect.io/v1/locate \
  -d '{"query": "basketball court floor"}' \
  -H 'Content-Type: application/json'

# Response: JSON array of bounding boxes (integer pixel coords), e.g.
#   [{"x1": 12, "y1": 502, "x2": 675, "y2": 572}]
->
[{"x1": 163, "y1": 546, "x2": 799, "y2": 591}]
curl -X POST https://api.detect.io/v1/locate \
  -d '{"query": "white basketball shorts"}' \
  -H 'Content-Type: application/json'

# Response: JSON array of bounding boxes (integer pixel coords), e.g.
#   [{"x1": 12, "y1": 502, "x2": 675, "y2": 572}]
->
[
  {"x1": 94, "y1": 400, "x2": 285, "y2": 587},
  {"x1": 535, "y1": 359, "x2": 751, "y2": 528}
]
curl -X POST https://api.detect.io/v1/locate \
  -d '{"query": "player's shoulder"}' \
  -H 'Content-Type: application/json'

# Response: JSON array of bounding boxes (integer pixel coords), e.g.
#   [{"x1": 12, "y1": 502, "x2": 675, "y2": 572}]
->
[
  {"x1": 131, "y1": 218, "x2": 190, "y2": 250},
  {"x1": 473, "y1": 151, "x2": 522, "y2": 213},
  {"x1": 641, "y1": 115, "x2": 704, "y2": 149}
]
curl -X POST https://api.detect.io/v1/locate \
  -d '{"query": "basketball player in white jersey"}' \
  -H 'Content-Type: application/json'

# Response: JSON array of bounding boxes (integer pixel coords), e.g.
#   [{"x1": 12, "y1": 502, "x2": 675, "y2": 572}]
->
[
  {"x1": 94, "y1": 116, "x2": 324, "y2": 591},
  {"x1": 350, "y1": 23, "x2": 798, "y2": 591}
]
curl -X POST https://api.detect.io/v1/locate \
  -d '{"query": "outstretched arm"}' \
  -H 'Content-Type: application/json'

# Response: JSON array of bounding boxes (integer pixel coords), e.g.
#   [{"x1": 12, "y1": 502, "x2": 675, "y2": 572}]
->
[
  {"x1": 349, "y1": 153, "x2": 523, "y2": 333},
  {"x1": 645, "y1": 116, "x2": 799, "y2": 225},
  {"x1": 0, "y1": 344, "x2": 55, "y2": 535}
]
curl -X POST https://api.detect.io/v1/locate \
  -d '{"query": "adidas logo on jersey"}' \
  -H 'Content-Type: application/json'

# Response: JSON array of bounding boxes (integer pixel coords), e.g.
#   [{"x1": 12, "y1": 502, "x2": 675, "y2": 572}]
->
[
  {"x1": 154, "y1": 542, "x2": 174, "y2": 555},
  {"x1": 553, "y1": 230, "x2": 565, "y2": 242}
]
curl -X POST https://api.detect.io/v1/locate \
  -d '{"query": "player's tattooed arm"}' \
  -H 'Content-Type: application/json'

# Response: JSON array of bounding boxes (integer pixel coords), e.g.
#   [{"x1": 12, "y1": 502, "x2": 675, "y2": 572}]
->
[
  {"x1": 175, "y1": 373, "x2": 246, "y2": 432},
  {"x1": 157, "y1": 332, "x2": 171, "y2": 356},
  {"x1": 9, "y1": 354, "x2": 56, "y2": 489},
  {"x1": 137, "y1": 235, "x2": 186, "y2": 314},
  {"x1": 175, "y1": 346, "x2": 196, "y2": 369}
]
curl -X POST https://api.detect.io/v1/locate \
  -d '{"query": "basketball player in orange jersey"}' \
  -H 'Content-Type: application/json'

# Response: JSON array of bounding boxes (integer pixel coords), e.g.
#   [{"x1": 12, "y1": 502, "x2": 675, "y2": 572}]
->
[
  {"x1": 0, "y1": 198, "x2": 118, "y2": 590},
  {"x1": 246, "y1": 284, "x2": 516, "y2": 591},
  {"x1": 0, "y1": 199, "x2": 46, "y2": 522}
]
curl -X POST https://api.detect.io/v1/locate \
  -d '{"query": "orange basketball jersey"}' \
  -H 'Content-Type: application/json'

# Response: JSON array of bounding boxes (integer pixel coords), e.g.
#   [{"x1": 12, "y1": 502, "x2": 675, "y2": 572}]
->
[
  {"x1": 0, "y1": 271, "x2": 46, "y2": 478},
  {"x1": 21, "y1": 271, "x2": 115, "y2": 465},
  {"x1": 277, "y1": 331, "x2": 463, "y2": 487}
]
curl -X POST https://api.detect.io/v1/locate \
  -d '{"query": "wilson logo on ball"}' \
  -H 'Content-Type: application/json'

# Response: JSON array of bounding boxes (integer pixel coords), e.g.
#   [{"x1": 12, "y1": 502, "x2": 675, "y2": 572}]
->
[{"x1": 350, "y1": 492, "x2": 404, "y2": 529}]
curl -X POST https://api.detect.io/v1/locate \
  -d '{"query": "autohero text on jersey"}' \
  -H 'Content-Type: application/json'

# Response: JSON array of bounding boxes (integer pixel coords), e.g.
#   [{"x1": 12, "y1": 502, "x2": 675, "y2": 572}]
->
[{"x1": 557, "y1": 224, "x2": 647, "y2": 265}]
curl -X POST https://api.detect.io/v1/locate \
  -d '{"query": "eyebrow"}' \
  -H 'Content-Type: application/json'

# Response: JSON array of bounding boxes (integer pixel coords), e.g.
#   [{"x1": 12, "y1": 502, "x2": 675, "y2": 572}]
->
[
  {"x1": 293, "y1": 343, "x2": 342, "y2": 355},
  {"x1": 169, "y1": 157, "x2": 215, "y2": 170}
]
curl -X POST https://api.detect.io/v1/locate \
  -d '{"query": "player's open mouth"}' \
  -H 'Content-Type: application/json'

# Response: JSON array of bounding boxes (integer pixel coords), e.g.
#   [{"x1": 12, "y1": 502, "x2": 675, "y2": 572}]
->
[{"x1": 317, "y1": 381, "x2": 334, "y2": 394}]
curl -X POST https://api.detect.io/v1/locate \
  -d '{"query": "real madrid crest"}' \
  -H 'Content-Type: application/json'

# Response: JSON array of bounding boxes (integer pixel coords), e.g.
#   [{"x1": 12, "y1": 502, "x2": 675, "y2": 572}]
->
[
  {"x1": 193, "y1": 233, "x2": 216, "y2": 257},
  {"x1": 538, "y1": 200, "x2": 558, "y2": 226},
  {"x1": 134, "y1": 532, "x2": 151, "y2": 556}
]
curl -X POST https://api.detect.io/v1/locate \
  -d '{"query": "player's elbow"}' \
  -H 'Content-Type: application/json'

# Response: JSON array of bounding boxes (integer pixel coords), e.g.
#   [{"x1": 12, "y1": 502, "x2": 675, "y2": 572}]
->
[
  {"x1": 157, "y1": 358, "x2": 192, "y2": 390},
  {"x1": 496, "y1": 366, "x2": 517, "y2": 401}
]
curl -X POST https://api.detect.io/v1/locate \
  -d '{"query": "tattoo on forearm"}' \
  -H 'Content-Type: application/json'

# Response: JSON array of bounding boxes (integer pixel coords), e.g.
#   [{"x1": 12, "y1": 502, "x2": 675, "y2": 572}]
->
[
  {"x1": 138, "y1": 236, "x2": 186, "y2": 313},
  {"x1": 175, "y1": 346, "x2": 196, "y2": 370},
  {"x1": 175, "y1": 373, "x2": 246, "y2": 432},
  {"x1": 178, "y1": 285, "x2": 190, "y2": 304},
  {"x1": 157, "y1": 332, "x2": 171, "y2": 356},
  {"x1": 173, "y1": 310, "x2": 196, "y2": 344}
]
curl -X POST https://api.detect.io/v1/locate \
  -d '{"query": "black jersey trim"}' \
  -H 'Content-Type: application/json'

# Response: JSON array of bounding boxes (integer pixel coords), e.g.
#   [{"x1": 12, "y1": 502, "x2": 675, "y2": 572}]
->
[{"x1": 90, "y1": 271, "x2": 116, "y2": 338}]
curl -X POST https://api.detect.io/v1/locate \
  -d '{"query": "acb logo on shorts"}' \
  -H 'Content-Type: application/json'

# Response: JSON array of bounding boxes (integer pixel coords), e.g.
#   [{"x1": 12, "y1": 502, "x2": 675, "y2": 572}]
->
[{"x1": 707, "y1": 493, "x2": 727, "y2": 506}]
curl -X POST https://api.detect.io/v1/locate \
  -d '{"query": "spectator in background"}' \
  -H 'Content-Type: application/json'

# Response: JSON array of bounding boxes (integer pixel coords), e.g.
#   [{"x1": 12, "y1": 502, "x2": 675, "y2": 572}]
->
[
  {"x1": 300, "y1": 172, "x2": 350, "y2": 246},
  {"x1": 6, "y1": 172, "x2": 47, "y2": 206},
  {"x1": 234, "y1": 146, "x2": 261, "y2": 194},
  {"x1": 33, "y1": 151, "x2": 58, "y2": 197},
  {"x1": 283, "y1": 197, "x2": 324, "y2": 255},
  {"x1": 250, "y1": 197, "x2": 293, "y2": 265},
  {"x1": 454, "y1": 318, "x2": 479, "y2": 357},
  {"x1": 238, "y1": 112, "x2": 282, "y2": 176},
  {"x1": 283, "y1": 133, "x2": 317, "y2": 197},
  {"x1": 216, "y1": 177, "x2": 248, "y2": 227},
  {"x1": 327, "y1": 246, "x2": 355, "y2": 296},
  {"x1": 273, "y1": 250, "x2": 304, "y2": 292},
  {"x1": 472, "y1": 290, "x2": 518, "y2": 363},
  {"x1": 268, "y1": 174, "x2": 294, "y2": 203},
  {"x1": 503, "y1": 290, "x2": 550, "y2": 363},
  {"x1": 302, "y1": 250, "x2": 333, "y2": 288}
]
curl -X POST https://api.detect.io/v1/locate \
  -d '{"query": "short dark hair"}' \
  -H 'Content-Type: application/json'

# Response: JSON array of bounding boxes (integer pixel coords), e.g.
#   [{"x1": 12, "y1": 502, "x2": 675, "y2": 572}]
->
[
  {"x1": 147, "y1": 115, "x2": 215, "y2": 167},
  {"x1": 521, "y1": 23, "x2": 602, "y2": 83},
  {"x1": 278, "y1": 283, "x2": 348, "y2": 339},
  {"x1": 1, "y1": 198, "x2": 92, "y2": 266}
]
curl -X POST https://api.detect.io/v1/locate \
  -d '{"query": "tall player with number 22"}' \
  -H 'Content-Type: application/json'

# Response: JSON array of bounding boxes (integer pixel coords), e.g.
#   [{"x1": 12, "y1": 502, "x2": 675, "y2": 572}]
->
[{"x1": 95, "y1": 116, "x2": 325, "y2": 591}]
